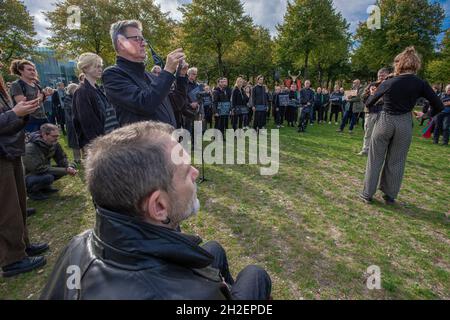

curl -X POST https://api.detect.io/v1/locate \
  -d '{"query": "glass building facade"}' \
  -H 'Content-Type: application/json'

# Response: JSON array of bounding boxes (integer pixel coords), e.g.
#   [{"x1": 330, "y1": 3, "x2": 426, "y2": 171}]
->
[{"x1": 32, "y1": 47, "x2": 77, "y2": 87}]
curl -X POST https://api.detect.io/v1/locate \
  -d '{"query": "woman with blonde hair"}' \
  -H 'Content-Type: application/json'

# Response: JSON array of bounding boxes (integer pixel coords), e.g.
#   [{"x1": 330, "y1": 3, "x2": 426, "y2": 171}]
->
[
  {"x1": 72, "y1": 53, "x2": 118, "y2": 149},
  {"x1": 231, "y1": 76, "x2": 249, "y2": 130},
  {"x1": 360, "y1": 46, "x2": 443, "y2": 204}
]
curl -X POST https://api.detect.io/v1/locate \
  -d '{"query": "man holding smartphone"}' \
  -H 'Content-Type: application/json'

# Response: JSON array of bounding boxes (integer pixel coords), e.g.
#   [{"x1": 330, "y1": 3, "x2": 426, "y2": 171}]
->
[{"x1": 103, "y1": 20, "x2": 189, "y2": 128}]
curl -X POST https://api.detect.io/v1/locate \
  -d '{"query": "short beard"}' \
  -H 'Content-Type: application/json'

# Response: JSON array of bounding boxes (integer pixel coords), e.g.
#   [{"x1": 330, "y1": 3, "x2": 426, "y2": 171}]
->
[{"x1": 168, "y1": 189, "x2": 199, "y2": 227}]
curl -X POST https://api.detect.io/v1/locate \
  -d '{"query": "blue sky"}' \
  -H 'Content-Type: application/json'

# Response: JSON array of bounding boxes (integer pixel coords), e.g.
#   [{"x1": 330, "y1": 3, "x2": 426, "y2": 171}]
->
[{"x1": 24, "y1": 0, "x2": 449, "y2": 43}]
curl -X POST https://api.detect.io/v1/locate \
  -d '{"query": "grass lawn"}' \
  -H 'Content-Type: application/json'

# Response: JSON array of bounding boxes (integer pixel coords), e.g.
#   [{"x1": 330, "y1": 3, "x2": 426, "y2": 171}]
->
[{"x1": 1, "y1": 118, "x2": 449, "y2": 300}]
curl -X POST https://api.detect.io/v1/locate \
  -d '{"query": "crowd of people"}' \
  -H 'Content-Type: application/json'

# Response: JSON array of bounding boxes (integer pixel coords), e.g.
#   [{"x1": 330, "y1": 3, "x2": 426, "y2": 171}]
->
[{"x1": 0, "y1": 17, "x2": 448, "y2": 300}]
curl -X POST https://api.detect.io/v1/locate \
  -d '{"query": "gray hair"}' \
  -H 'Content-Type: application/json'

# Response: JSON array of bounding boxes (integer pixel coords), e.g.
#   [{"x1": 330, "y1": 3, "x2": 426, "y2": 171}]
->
[
  {"x1": 40, "y1": 123, "x2": 59, "y2": 135},
  {"x1": 85, "y1": 121, "x2": 176, "y2": 217},
  {"x1": 151, "y1": 65, "x2": 161, "y2": 73},
  {"x1": 378, "y1": 68, "x2": 390, "y2": 75},
  {"x1": 65, "y1": 83, "x2": 78, "y2": 96},
  {"x1": 187, "y1": 67, "x2": 198, "y2": 76},
  {"x1": 110, "y1": 20, "x2": 143, "y2": 53}
]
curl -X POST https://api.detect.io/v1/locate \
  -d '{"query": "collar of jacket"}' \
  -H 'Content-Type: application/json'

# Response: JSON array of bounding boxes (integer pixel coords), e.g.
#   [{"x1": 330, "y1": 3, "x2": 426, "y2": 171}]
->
[
  {"x1": 28, "y1": 131, "x2": 53, "y2": 151},
  {"x1": 116, "y1": 56, "x2": 146, "y2": 76},
  {"x1": 92, "y1": 206, "x2": 214, "y2": 270}
]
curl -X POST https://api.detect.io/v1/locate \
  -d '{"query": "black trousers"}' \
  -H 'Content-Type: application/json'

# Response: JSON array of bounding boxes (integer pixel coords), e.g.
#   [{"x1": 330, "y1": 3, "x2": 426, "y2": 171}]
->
[
  {"x1": 253, "y1": 111, "x2": 267, "y2": 130},
  {"x1": 232, "y1": 113, "x2": 248, "y2": 129},
  {"x1": 202, "y1": 241, "x2": 272, "y2": 300},
  {"x1": 329, "y1": 104, "x2": 341, "y2": 122},
  {"x1": 216, "y1": 115, "x2": 229, "y2": 134},
  {"x1": 316, "y1": 104, "x2": 324, "y2": 122},
  {"x1": 298, "y1": 108, "x2": 311, "y2": 131},
  {"x1": 204, "y1": 106, "x2": 213, "y2": 129}
]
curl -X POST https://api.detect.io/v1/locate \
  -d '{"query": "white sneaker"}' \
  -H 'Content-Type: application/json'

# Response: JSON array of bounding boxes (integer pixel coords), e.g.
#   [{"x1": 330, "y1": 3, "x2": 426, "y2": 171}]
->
[{"x1": 357, "y1": 151, "x2": 368, "y2": 156}]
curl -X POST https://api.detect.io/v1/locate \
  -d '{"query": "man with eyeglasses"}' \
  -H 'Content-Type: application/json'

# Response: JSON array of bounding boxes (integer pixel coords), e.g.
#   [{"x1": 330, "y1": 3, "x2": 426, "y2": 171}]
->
[{"x1": 103, "y1": 20, "x2": 188, "y2": 128}]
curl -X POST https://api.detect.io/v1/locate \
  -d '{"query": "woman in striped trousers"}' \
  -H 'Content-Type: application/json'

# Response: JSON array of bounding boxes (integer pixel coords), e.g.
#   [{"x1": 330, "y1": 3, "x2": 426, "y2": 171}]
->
[{"x1": 360, "y1": 47, "x2": 443, "y2": 204}]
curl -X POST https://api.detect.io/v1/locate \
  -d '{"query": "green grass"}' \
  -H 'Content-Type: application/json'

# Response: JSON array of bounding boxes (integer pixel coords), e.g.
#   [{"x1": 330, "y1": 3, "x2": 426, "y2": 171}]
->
[{"x1": 1, "y1": 118, "x2": 449, "y2": 300}]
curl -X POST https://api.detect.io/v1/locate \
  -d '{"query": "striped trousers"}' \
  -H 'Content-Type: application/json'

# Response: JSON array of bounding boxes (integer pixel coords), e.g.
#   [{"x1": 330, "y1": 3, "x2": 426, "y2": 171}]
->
[{"x1": 362, "y1": 112, "x2": 413, "y2": 200}]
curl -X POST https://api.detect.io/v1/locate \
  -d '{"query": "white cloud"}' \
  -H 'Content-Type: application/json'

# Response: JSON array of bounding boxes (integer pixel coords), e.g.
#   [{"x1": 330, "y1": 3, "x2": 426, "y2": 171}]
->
[
  {"x1": 21, "y1": 0, "x2": 450, "y2": 42},
  {"x1": 23, "y1": 0, "x2": 54, "y2": 43},
  {"x1": 154, "y1": 0, "x2": 184, "y2": 21}
]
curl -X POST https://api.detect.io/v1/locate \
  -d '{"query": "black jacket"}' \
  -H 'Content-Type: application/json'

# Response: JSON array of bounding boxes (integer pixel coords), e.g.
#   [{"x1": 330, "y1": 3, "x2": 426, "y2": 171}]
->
[
  {"x1": 366, "y1": 74, "x2": 443, "y2": 116},
  {"x1": 72, "y1": 80, "x2": 105, "y2": 149},
  {"x1": 40, "y1": 207, "x2": 232, "y2": 300},
  {"x1": 251, "y1": 85, "x2": 269, "y2": 107},
  {"x1": 231, "y1": 87, "x2": 249, "y2": 109},
  {"x1": 0, "y1": 93, "x2": 27, "y2": 160},
  {"x1": 299, "y1": 88, "x2": 315, "y2": 107},
  {"x1": 212, "y1": 87, "x2": 232, "y2": 114},
  {"x1": 103, "y1": 57, "x2": 187, "y2": 128}
]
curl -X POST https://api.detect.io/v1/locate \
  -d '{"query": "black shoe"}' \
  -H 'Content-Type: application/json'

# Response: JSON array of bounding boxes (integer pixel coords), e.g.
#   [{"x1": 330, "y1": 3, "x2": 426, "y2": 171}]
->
[
  {"x1": 28, "y1": 192, "x2": 49, "y2": 201},
  {"x1": 1, "y1": 256, "x2": 46, "y2": 278},
  {"x1": 26, "y1": 208, "x2": 36, "y2": 217},
  {"x1": 41, "y1": 186, "x2": 59, "y2": 194},
  {"x1": 382, "y1": 194, "x2": 396, "y2": 205},
  {"x1": 359, "y1": 193, "x2": 373, "y2": 204},
  {"x1": 26, "y1": 243, "x2": 49, "y2": 256}
]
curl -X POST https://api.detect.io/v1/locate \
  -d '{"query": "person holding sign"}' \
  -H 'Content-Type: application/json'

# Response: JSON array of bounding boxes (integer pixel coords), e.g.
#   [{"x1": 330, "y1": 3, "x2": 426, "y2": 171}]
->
[
  {"x1": 213, "y1": 77, "x2": 232, "y2": 135},
  {"x1": 231, "y1": 77, "x2": 249, "y2": 130},
  {"x1": 286, "y1": 84, "x2": 299, "y2": 127},
  {"x1": 251, "y1": 75, "x2": 269, "y2": 132}
]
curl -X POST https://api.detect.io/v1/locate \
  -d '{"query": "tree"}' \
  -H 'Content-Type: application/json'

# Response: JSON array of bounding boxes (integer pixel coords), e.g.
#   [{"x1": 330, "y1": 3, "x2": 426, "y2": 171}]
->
[
  {"x1": 352, "y1": 0, "x2": 445, "y2": 79},
  {"x1": 426, "y1": 29, "x2": 450, "y2": 86},
  {"x1": 0, "y1": 0, "x2": 39, "y2": 71},
  {"x1": 179, "y1": 0, "x2": 253, "y2": 77},
  {"x1": 226, "y1": 26, "x2": 275, "y2": 84},
  {"x1": 45, "y1": 0, "x2": 174, "y2": 67},
  {"x1": 275, "y1": 0, "x2": 350, "y2": 82}
]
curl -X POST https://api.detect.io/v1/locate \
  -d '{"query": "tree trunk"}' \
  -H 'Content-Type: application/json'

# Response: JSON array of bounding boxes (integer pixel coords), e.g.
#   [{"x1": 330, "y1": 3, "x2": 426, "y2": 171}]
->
[
  {"x1": 303, "y1": 50, "x2": 310, "y2": 79},
  {"x1": 217, "y1": 41, "x2": 224, "y2": 76},
  {"x1": 318, "y1": 63, "x2": 323, "y2": 87}
]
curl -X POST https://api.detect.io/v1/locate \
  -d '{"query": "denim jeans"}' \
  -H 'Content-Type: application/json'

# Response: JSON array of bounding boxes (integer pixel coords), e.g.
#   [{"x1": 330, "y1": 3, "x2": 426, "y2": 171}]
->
[{"x1": 340, "y1": 110, "x2": 357, "y2": 131}]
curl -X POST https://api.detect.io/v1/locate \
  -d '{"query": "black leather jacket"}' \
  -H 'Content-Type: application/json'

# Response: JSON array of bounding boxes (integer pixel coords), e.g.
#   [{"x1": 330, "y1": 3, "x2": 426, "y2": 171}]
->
[{"x1": 40, "y1": 207, "x2": 232, "y2": 300}]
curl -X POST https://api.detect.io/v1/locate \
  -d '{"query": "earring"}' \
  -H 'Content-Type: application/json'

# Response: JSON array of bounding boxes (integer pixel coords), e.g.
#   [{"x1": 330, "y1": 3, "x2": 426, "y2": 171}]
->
[{"x1": 162, "y1": 217, "x2": 171, "y2": 225}]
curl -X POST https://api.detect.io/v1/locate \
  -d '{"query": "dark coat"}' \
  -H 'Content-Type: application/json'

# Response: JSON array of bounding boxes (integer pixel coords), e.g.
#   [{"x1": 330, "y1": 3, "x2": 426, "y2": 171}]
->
[
  {"x1": 72, "y1": 80, "x2": 105, "y2": 149},
  {"x1": 63, "y1": 94, "x2": 79, "y2": 149},
  {"x1": 0, "y1": 93, "x2": 27, "y2": 160},
  {"x1": 40, "y1": 207, "x2": 232, "y2": 300},
  {"x1": 231, "y1": 87, "x2": 249, "y2": 109},
  {"x1": 212, "y1": 87, "x2": 232, "y2": 114},
  {"x1": 299, "y1": 88, "x2": 315, "y2": 106},
  {"x1": 103, "y1": 57, "x2": 187, "y2": 128}
]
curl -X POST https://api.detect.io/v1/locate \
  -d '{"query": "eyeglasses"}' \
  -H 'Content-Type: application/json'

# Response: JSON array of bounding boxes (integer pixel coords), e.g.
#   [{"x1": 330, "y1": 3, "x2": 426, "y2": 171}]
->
[{"x1": 125, "y1": 35, "x2": 147, "y2": 44}]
